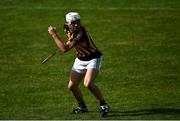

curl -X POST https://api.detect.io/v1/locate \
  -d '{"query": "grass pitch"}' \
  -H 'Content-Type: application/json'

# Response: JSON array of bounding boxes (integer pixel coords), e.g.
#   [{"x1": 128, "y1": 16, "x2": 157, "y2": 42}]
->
[{"x1": 0, "y1": 0, "x2": 180, "y2": 120}]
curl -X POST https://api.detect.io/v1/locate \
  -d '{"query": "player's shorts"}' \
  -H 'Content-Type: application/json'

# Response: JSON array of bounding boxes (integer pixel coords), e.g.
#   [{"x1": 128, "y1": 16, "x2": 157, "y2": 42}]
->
[{"x1": 72, "y1": 57, "x2": 102, "y2": 74}]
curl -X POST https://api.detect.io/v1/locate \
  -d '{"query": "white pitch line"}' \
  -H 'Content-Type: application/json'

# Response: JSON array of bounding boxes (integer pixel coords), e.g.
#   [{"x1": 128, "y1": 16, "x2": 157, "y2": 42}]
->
[{"x1": 0, "y1": 6, "x2": 179, "y2": 11}]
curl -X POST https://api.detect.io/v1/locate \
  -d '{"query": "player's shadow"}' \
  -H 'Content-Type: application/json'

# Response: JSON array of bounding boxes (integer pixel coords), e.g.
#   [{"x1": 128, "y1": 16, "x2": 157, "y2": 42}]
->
[{"x1": 108, "y1": 108, "x2": 180, "y2": 117}]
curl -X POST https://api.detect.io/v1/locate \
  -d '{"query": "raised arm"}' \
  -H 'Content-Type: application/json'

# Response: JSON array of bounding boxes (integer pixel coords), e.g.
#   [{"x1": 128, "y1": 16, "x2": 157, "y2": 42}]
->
[{"x1": 48, "y1": 26, "x2": 74, "y2": 53}]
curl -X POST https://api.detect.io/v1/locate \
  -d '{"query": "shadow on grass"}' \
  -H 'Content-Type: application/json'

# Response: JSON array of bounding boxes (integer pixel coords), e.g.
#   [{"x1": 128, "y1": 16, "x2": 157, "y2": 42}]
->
[{"x1": 108, "y1": 108, "x2": 180, "y2": 117}]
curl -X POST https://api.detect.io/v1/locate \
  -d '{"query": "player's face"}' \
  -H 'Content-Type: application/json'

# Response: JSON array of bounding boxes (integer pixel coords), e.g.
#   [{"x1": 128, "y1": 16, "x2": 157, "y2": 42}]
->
[{"x1": 66, "y1": 21, "x2": 80, "y2": 33}]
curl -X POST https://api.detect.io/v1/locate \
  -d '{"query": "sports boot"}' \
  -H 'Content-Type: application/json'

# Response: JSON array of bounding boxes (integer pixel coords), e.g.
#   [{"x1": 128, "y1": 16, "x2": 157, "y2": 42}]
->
[
  {"x1": 100, "y1": 104, "x2": 109, "y2": 117},
  {"x1": 72, "y1": 106, "x2": 88, "y2": 114}
]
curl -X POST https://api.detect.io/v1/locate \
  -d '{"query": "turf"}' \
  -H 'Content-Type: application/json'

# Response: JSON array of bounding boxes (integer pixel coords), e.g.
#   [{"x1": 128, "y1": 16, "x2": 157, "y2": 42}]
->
[{"x1": 0, "y1": 0, "x2": 180, "y2": 120}]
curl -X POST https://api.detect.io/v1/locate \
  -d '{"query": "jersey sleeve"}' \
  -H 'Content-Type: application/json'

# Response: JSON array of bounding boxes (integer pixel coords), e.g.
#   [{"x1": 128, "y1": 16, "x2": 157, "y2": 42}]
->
[
  {"x1": 73, "y1": 28, "x2": 86, "y2": 45},
  {"x1": 64, "y1": 24, "x2": 74, "y2": 42},
  {"x1": 63, "y1": 24, "x2": 69, "y2": 34}
]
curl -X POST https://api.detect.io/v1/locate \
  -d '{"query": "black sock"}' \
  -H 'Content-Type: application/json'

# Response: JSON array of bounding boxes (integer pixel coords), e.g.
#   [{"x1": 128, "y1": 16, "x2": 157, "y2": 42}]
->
[
  {"x1": 78, "y1": 102, "x2": 86, "y2": 108},
  {"x1": 100, "y1": 100, "x2": 107, "y2": 106}
]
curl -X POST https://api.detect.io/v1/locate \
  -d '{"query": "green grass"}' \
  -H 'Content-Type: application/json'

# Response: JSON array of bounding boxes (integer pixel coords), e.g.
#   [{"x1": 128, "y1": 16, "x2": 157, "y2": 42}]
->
[{"x1": 0, "y1": 0, "x2": 180, "y2": 120}]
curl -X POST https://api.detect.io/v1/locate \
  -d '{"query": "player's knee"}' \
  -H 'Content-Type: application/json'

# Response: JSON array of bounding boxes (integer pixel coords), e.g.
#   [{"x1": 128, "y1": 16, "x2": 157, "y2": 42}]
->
[
  {"x1": 68, "y1": 84, "x2": 74, "y2": 91},
  {"x1": 84, "y1": 81, "x2": 92, "y2": 89},
  {"x1": 68, "y1": 82, "x2": 77, "y2": 91}
]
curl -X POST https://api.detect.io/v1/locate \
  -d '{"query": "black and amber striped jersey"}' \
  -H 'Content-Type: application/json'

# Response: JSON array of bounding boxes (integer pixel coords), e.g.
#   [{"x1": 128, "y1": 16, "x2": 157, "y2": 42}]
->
[{"x1": 64, "y1": 25, "x2": 102, "y2": 61}]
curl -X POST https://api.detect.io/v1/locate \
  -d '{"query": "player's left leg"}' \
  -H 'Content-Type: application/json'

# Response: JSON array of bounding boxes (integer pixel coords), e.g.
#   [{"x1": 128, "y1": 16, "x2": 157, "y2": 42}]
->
[{"x1": 84, "y1": 68, "x2": 109, "y2": 117}]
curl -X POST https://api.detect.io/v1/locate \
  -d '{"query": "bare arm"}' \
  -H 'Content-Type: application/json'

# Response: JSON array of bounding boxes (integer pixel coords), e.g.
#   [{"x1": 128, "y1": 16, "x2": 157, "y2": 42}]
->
[{"x1": 48, "y1": 26, "x2": 74, "y2": 53}]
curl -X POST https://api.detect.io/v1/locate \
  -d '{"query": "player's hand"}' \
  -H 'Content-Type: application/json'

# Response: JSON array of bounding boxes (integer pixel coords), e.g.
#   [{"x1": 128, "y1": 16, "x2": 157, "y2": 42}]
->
[{"x1": 48, "y1": 26, "x2": 57, "y2": 36}]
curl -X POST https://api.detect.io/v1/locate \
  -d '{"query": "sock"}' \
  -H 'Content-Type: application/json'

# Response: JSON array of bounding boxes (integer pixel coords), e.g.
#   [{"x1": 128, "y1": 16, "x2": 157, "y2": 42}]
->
[
  {"x1": 78, "y1": 101, "x2": 86, "y2": 108},
  {"x1": 100, "y1": 100, "x2": 107, "y2": 106}
]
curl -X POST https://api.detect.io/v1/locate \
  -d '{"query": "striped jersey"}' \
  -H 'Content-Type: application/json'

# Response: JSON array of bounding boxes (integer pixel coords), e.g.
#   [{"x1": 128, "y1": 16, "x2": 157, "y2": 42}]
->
[{"x1": 64, "y1": 25, "x2": 102, "y2": 61}]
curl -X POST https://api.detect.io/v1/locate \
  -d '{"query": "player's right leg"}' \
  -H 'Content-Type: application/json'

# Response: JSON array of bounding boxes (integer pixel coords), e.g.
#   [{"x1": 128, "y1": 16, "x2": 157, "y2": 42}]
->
[{"x1": 68, "y1": 70, "x2": 87, "y2": 113}]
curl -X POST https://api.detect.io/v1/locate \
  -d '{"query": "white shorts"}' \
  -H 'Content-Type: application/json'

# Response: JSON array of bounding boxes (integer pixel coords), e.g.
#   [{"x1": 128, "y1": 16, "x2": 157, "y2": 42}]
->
[{"x1": 72, "y1": 57, "x2": 102, "y2": 74}]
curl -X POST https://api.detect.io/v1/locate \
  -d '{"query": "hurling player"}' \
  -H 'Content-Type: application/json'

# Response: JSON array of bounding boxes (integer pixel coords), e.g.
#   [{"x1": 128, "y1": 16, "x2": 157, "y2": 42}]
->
[{"x1": 48, "y1": 12, "x2": 109, "y2": 117}]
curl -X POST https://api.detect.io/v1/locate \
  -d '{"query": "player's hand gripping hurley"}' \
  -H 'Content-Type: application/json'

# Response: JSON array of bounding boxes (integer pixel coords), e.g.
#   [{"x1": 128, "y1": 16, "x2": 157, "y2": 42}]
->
[{"x1": 41, "y1": 26, "x2": 59, "y2": 64}]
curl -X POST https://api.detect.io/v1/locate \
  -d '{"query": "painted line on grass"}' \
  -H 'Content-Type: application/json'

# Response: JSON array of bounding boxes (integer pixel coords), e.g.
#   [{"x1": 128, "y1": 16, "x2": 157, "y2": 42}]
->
[{"x1": 0, "y1": 6, "x2": 180, "y2": 11}]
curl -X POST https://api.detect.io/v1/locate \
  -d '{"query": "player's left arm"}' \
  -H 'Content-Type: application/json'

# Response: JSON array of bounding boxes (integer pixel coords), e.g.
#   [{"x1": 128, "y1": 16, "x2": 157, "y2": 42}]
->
[
  {"x1": 73, "y1": 28, "x2": 83, "y2": 45},
  {"x1": 65, "y1": 29, "x2": 83, "y2": 48}
]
